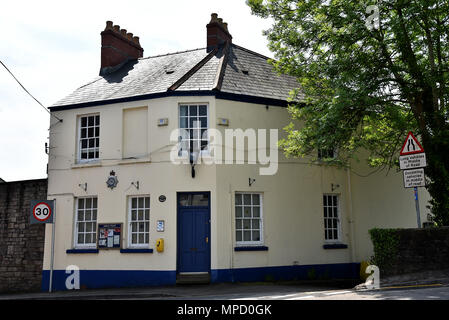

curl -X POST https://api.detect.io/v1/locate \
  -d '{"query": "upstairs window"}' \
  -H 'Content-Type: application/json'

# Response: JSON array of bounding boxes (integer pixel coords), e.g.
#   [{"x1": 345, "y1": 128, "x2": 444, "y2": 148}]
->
[
  {"x1": 178, "y1": 104, "x2": 208, "y2": 155},
  {"x1": 79, "y1": 114, "x2": 100, "y2": 161},
  {"x1": 318, "y1": 148, "x2": 336, "y2": 160}
]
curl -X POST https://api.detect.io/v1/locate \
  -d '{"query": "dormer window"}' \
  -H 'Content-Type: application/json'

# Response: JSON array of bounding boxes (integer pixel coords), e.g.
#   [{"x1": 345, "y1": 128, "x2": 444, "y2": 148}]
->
[{"x1": 78, "y1": 114, "x2": 100, "y2": 162}]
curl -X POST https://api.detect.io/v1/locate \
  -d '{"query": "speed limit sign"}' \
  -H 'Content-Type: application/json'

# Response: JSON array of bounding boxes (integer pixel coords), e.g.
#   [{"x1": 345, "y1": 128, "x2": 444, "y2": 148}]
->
[{"x1": 30, "y1": 200, "x2": 54, "y2": 224}]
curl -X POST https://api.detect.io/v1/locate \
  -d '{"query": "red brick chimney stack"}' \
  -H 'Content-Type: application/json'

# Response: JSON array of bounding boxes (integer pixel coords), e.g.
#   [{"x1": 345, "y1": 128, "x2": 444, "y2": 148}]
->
[
  {"x1": 206, "y1": 13, "x2": 232, "y2": 52},
  {"x1": 100, "y1": 21, "x2": 144, "y2": 75}
]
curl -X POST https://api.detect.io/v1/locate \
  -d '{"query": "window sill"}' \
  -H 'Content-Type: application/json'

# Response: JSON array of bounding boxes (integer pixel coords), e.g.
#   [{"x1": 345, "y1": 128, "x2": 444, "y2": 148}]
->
[
  {"x1": 323, "y1": 243, "x2": 348, "y2": 249},
  {"x1": 120, "y1": 248, "x2": 153, "y2": 253},
  {"x1": 66, "y1": 249, "x2": 99, "y2": 254},
  {"x1": 234, "y1": 246, "x2": 268, "y2": 252},
  {"x1": 118, "y1": 157, "x2": 151, "y2": 165},
  {"x1": 176, "y1": 151, "x2": 211, "y2": 162},
  {"x1": 71, "y1": 161, "x2": 102, "y2": 169}
]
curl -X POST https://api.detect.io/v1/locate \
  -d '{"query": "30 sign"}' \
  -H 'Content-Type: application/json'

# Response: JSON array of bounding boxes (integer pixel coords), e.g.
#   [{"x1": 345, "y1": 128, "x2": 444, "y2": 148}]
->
[{"x1": 30, "y1": 200, "x2": 54, "y2": 224}]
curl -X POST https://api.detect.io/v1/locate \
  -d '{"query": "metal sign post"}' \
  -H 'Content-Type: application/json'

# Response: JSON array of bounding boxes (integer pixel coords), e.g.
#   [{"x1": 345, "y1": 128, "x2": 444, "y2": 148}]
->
[
  {"x1": 30, "y1": 199, "x2": 56, "y2": 292},
  {"x1": 49, "y1": 202, "x2": 56, "y2": 293},
  {"x1": 414, "y1": 187, "x2": 421, "y2": 228}
]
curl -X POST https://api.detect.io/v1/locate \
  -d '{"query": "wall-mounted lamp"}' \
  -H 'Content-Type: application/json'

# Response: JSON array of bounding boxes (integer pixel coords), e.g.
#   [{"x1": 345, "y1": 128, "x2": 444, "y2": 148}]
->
[
  {"x1": 190, "y1": 150, "x2": 199, "y2": 178},
  {"x1": 249, "y1": 178, "x2": 256, "y2": 187},
  {"x1": 131, "y1": 181, "x2": 140, "y2": 190},
  {"x1": 79, "y1": 183, "x2": 87, "y2": 192},
  {"x1": 331, "y1": 183, "x2": 340, "y2": 192}
]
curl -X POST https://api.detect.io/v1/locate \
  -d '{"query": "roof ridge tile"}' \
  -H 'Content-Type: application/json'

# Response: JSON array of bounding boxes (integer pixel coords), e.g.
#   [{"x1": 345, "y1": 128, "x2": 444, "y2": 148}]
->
[{"x1": 139, "y1": 47, "x2": 207, "y2": 60}]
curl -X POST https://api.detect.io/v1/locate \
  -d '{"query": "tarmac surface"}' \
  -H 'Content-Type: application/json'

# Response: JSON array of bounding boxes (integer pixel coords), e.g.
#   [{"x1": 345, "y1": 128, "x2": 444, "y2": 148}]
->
[
  {"x1": 0, "y1": 280, "x2": 358, "y2": 300},
  {"x1": 1, "y1": 273, "x2": 449, "y2": 300}
]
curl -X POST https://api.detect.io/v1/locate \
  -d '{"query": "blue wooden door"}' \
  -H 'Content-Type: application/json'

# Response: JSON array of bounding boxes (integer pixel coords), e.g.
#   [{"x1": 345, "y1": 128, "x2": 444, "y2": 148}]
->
[{"x1": 177, "y1": 193, "x2": 210, "y2": 273}]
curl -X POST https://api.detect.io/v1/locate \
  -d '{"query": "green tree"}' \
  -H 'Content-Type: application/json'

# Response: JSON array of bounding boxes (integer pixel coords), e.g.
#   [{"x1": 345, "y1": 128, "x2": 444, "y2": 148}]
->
[{"x1": 248, "y1": 0, "x2": 449, "y2": 225}]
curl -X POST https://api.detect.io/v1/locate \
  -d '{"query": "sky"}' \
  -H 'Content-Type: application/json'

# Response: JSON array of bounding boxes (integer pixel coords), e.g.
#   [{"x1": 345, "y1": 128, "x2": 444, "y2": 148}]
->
[{"x1": 0, "y1": 0, "x2": 274, "y2": 182}]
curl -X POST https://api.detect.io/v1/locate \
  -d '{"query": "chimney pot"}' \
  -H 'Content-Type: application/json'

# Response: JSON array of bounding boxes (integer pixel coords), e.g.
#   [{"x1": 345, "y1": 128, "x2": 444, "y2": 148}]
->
[
  {"x1": 127, "y1": 32, "x2": 133, "y2": 40},
  {"x1": 120, "y1": 29, "x2": 127, "y2": 37},
  {"x1": 105, "y1": 21, "x2": 113, "y2": 31},
  {"x1": 133, "y1": 36, "x2": 140, "y2": 45},
  {"x1": 113, "y1": 25, "x2": 120, "y2": 32},
  {"x1": 210, "y1": 13, "x2": 218, "y2": 22}
]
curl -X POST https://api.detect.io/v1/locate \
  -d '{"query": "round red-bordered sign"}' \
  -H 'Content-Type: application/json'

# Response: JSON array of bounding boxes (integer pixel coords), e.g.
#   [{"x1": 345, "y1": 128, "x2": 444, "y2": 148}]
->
[{"x1": 32, "y1": 202, "x2": 52, "y2": 222}]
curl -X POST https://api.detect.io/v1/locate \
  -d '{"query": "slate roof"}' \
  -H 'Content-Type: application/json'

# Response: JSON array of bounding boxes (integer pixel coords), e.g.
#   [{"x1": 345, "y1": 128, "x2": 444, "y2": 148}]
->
[{"x1": 50, "y1": 44, "x2": 300, "y2": 110}]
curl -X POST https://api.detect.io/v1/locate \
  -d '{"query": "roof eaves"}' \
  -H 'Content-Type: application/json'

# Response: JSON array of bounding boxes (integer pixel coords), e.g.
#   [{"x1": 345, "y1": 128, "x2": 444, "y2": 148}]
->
[
  {"x1": 49, "y1": 90, "x2": 218, "y2": 111},
  {"x1": 49, "y1": 90, "x2": 293, "y2": 112}
]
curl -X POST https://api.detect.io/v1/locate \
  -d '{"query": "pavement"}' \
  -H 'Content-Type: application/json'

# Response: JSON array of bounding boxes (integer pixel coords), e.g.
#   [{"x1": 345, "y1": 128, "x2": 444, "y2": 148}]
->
[
  {"x1": 0, "y1": 280, "x2": 358, "y2": 300},
  {"x1": 350, "y1": 268, "x2": 449, "y2": 291},
  {"x1": 1, "y1": 270, "x2": 449, "y2": 300},
  {"x1": 380, "y1": 269, "x2": 449, "y2": 287}
]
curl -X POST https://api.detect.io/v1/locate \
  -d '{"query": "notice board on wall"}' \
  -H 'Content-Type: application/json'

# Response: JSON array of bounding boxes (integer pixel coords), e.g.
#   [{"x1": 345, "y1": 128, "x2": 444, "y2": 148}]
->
[{"x1": 98, "y1": 223, "x2": 122, "y2": 249}]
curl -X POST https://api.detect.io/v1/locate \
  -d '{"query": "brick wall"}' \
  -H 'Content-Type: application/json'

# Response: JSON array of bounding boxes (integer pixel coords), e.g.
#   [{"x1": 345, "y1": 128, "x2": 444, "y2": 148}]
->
[
  {"x1": 0, "y1": 179, "x2": 47, "y2": 293},
  {"x1": 384, "y1": 227, "x2": 449, "y2": 276}
]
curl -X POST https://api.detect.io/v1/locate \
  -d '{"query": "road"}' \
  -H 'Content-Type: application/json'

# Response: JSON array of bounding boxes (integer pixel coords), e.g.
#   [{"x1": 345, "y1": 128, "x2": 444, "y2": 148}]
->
[
  {"x1": 1, "y1": 282, "x2": 448, "y2": 300},
  {"x1": 114, "y1": 283, "x2": 449, "y2": 300},
  {"x1": 191, "y1": 284, "x2": 449, "y2": 300}
]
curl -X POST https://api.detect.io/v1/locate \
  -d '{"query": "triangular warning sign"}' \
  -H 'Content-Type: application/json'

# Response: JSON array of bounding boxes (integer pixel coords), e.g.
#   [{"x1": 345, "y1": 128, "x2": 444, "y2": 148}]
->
[{"x1": 400, "y1": 132, "x2": 424, "y2": 155}]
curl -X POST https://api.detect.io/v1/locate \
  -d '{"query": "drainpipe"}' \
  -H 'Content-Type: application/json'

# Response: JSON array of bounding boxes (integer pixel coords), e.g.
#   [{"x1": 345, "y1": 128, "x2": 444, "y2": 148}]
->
[
  {"x1": 229, "y1": 183, "x2": 235, "y2": 282},
  {"x1": 346, "y1": 167, "x2": 357, "y2": 263}
]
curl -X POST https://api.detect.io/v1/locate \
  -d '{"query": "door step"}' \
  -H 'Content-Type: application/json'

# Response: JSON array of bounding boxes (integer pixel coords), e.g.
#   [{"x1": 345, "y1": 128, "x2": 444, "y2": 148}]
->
[{"x1": 176, "y1": 273, "x2": 211, "y2": 284}]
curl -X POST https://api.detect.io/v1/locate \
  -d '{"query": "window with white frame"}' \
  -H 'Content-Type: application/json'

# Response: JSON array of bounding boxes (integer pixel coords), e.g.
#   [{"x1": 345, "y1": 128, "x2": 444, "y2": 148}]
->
[
  {"x1": 75, "y1": 197, "x2": 98, "y2": 247},
  {"x1": 323, "y1": 194, "x2": 340, "y2": 242},
  {"x1": 178, "y1": 104, "x2": 208, "y2": 155},
  {"x1": 128, "y1": 196, "x2": 150, "y2": 247},
  {"x1": 79, "y1": 114, "x2": 100, "y2": 161},
  {"x1": 318, "y1": 148, "x2": 336, "y2": 160},
  {"x1": 235, "y1": 193, "x2": 263, "y2": 244}
]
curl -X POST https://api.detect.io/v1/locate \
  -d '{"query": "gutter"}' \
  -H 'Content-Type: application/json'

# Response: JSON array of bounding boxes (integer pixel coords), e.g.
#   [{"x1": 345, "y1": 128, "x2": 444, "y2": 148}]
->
[{"x1": 48, "y1": 90, "x2": 290, "y2": 112}]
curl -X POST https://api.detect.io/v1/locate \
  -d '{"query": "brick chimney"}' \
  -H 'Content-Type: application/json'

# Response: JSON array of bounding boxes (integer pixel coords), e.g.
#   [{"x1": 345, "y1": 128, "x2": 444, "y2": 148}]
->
[
  {"x1": 100, "y1": 21, "x2": 144, "y2": 76},
  {"x1": 206, "y1": 13, "x2": 232, "y2": 52}
]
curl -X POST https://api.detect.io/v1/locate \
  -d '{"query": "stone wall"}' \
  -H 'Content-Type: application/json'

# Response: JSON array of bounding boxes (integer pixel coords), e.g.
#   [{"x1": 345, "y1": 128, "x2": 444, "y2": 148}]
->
[
  {"x1": 382, "y1": 227, "x2": 449, "y2": 276},
  {"x1": 0, "y1": 179, "x2": 47, "y2": 293}
]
